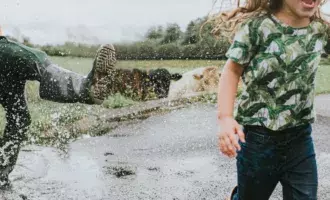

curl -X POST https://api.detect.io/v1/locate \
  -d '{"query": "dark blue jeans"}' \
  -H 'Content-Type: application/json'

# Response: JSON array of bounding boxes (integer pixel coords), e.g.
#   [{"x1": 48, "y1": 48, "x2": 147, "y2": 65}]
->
[{"x1": 232, "y1": 124, "x2": 318, "y2": 200}]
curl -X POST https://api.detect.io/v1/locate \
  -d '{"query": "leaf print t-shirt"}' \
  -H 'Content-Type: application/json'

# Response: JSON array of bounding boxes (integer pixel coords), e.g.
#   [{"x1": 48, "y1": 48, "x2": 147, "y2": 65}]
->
[{"x1": 225, "y1": 13, "x2": 329, "y2": 131}]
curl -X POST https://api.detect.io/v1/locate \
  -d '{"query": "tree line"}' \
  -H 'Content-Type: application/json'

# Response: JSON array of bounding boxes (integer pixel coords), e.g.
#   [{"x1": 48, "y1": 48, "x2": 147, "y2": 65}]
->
[
  {"x1": 10, "y1": 16, "x2": 330, "y2": 60},
  {"x1": 8, "y1": 16, "x2": 230, "y2": 60}
]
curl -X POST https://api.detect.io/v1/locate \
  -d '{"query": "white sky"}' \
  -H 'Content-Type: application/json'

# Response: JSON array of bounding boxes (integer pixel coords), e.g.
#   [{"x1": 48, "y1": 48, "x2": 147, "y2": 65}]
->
[
  {"x1": 0, "y1": 0, "x2": 215, "y2": 45},
  {"x1": 1, "y1": 0, "x2": 330, "y2": 45}
]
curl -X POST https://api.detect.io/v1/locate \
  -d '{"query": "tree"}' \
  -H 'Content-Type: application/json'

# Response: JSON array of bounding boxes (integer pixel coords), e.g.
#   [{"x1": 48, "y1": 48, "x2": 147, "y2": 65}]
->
[
  {"x1": 22, "y1": 36, "x2": 34, "y2": 47},
  {"x1": 145, "y1": 26, "x2": 164, "y2": 40},
  {"x1": 181, "y1": 17, "x2": 211, "y2": 45},
  {"x1": 156, "y1": 43, "x2": 181, "y2": 59},
  {"x1": 161, "y1": 23, "x2": 182, "y2": 44},
  {"x1": 182, "y1": 21, "x2": 198, "y2": 45}
]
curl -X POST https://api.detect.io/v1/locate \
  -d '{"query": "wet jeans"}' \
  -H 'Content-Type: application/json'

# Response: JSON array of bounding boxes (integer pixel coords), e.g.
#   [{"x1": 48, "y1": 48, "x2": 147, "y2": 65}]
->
[{"x1": 232, "y1": 124, "x2": 318, "y2": 200}]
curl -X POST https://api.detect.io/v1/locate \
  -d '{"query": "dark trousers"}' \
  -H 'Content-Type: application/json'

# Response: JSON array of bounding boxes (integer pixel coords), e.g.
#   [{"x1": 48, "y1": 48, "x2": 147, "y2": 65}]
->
[
  {"x1": 0, "y1": 37, "x2": 95, "y2": 183},
  {"x1": 233, "y1": 124, "x2": 318, "y2": 200}
]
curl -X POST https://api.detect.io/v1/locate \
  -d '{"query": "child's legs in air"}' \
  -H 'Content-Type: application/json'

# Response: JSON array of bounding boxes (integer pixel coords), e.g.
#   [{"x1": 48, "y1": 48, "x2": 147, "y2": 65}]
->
[
  {"x1": 232, "y1": 124, "x2": 317, "y2": 200},
  {"x1": 37, "y1": 44, "x2": 117, "y2": 104},
  {"x1": 0, "y1": 37, "x2": 117, "y2": 105}
]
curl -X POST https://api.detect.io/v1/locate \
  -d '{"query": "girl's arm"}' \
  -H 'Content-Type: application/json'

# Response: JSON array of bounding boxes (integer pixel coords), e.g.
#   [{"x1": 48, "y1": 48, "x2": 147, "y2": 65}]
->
[{"x1": 217, "y1": 59, "x2": 245, "y2": 158}]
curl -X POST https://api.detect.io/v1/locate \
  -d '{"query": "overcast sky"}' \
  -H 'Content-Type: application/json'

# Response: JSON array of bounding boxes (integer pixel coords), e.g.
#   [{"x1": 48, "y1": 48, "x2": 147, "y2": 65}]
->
[{"x1": 1, "y1": 0, "x2": 330, "y2": 45}]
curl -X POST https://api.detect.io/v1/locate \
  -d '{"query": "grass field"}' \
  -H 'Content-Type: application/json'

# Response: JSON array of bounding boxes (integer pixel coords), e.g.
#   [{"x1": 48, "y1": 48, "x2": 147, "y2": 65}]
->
[
  {"x1": 50, "y1": 56, "x2": 225, "y2": 74},
  {"x1": 1, "y1": 57, "x2": 330, "y2": 148}
]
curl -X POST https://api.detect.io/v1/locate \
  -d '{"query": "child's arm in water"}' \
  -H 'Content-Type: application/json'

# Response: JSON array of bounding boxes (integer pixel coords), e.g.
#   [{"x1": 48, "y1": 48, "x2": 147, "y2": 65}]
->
[{"x1": 217, "y1": 59, "x2": 245, "y2": 158}]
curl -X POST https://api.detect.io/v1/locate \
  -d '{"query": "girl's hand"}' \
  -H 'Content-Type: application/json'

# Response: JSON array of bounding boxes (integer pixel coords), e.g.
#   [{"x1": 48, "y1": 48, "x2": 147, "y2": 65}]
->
[{"x1": 217, "y1": 116, "x2": 245, "y2": 158}]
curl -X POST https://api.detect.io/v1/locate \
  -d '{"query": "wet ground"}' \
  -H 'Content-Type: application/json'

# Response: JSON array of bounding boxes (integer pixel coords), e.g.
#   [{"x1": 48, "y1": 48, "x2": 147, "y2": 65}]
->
[{"x1": 2, "y1": 103, "x2": 330, "y2": 200}]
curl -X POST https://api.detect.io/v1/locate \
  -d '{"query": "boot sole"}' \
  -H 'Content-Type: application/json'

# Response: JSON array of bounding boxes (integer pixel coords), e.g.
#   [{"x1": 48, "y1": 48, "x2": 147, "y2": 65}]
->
[{"x1": 90, "y1": 44, "x2": 116, "y2": 104}]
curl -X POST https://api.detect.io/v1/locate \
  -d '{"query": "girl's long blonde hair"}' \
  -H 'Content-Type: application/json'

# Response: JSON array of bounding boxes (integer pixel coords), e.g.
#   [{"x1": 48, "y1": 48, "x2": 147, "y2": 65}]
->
[{"x1": 205, "y1": 0, "x2": 328, "y2": 41}]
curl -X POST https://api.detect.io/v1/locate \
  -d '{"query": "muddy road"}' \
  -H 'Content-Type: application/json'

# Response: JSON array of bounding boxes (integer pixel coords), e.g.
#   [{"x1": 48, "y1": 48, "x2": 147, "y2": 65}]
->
[{"x1": 2, "y1": 103, "x2": 330, "y2": 200}]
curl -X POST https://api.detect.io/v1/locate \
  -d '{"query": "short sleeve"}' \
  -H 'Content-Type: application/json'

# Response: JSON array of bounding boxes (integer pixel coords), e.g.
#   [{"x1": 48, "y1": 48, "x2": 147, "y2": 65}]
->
[
  {"x1": 225, "y1": 20, "x2": 260, "y2": 66},
  {"x1": 323, "y1": 24, "x2": 330, "y2": 54}
]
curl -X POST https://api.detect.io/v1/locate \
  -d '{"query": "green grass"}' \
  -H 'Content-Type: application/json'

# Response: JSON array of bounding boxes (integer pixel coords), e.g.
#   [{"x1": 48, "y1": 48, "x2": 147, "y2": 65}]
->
[
  {"x1": 316, "y1": 64, "x2": 330, "y2": 94},
  {"x1": 49, "y1": 56, "x2": 225, "y2": 74}
]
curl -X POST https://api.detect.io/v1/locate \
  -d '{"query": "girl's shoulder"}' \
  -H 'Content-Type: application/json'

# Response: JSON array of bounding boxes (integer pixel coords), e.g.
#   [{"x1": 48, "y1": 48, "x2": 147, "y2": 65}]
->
[
  {"x1": 310, "y1": 19, "x2": 330, "y2": 34},
  {"x1": 239, "y1": 12, "x2": 269, "y2": 28},
  {"x1": 236, "y1": 13, "x2": 276, "y2": 41},
  {"x1": 241, "y1": 13, "x2": 330, "y2": 39},
  {"x1": 238, "y1": 12, "x2": 276, "y2": 35}
]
